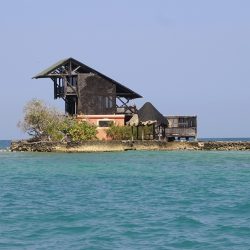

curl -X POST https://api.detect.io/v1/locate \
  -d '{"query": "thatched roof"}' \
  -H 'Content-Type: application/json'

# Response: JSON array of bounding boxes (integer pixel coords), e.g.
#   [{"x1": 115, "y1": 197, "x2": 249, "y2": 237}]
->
[{"x1": 127, "y1": 102, "x2": 167, "y2": 126}]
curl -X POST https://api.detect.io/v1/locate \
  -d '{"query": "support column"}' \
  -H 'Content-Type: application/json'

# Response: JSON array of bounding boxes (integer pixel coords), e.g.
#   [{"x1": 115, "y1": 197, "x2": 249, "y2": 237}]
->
[
  {"x1": 153, "y1": 124, "x2": 155, "y2": 140},
  {"x1": 131, "y1": 126, "x2": 134, "y2": 141},
  {"x1": 142, "y1": 126, "x2": 144, "y2": 141}
]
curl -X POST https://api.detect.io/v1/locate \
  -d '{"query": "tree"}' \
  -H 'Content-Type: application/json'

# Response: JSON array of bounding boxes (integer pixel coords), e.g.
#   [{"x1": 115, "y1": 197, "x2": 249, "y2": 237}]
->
[
  {"x1": 18, "y1": 99, "x2": 64, "y2": 140},
  {"x1": 18, "y1": 99, "x2": 97, "y2": 141}
]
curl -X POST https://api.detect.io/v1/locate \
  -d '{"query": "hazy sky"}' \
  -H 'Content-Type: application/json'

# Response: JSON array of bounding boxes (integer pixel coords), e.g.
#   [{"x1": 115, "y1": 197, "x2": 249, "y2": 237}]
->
[{"x1": 0, "y1": 0, "x2": 249, "y2": 139}]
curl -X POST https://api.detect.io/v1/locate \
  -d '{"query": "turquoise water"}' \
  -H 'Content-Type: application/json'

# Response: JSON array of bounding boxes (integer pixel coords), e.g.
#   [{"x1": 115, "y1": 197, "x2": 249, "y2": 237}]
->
[
  {"x1": 200, "y1": 138, "x2": 250, "y2": 142},
  {"x1": 0, "y1": 140, "x2": 11, "y2": 150},
  {"x1": 0, "y1": 150, "x2": 250, "y2": 249}
]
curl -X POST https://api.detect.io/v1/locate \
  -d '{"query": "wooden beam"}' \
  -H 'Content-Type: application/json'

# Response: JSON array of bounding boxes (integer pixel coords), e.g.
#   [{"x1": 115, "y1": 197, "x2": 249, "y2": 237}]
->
[
  {"x1": 72, "y1": 66, "x2": 81, "y2": 74},
  {"x1": 69, "y1": 60, "x2": 72, "y2": 75},
  {"x1": 153, "y1": 124, "x2": 155, "y2": 140},
  {"x1": 53, "y1": 78, "x2": 57, "y2": 99},
  {"x1": 117, "y1": 96, "x2": 134, "y2": 113},
  {"x1": 142, "y1": 126, "x2": 144, "y2": 141}
]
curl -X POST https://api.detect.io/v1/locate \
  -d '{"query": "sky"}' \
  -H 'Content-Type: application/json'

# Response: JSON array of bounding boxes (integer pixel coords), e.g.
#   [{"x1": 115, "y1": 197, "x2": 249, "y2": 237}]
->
[{"x1": 0, "y1": 0, "x2": 249, "y2": 139}]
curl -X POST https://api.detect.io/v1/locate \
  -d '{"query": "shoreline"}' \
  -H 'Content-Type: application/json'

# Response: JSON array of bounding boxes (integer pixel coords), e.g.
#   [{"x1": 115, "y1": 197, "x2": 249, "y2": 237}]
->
[{"x1": 10, "y1": 140, "x2": 250, "y2": 153}]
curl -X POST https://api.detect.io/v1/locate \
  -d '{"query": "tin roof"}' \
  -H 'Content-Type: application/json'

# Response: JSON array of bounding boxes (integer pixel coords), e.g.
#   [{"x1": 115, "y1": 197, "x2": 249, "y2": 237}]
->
[{"x1": 33, "y1": 57, "x2": 142, "y2": 99}]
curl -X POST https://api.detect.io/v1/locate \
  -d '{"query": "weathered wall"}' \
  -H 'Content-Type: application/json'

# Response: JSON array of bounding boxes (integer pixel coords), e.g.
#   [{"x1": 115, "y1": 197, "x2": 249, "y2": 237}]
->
[
  {"x1": 77, "y1": 73, "x2": 116, "y2": 115},
  {"x1": 77, "y1": 114, "x2": 125, "y2": 140}
]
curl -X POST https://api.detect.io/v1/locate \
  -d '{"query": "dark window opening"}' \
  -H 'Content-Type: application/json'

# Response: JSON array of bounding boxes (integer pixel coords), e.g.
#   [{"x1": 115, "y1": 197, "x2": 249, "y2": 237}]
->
[
  {"x1": 98, "y1": 120, "x2": 114, "y2": 127},
  {"x1": 64, "y1": 76, "x2": 77, "y2": 87},
  {"x1": 178, "y1": 118, "x2": 189, "y2": 128},
  {"x1": 105, "y1": 96, "x2": 113, "y2": 109},
  {"x1": 65, "y1": 96, "x2": 77, "y2": 115}
]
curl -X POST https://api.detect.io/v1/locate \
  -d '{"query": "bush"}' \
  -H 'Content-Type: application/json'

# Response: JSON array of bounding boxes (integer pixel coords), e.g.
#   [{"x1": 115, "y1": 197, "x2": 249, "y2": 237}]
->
[
  {"x1": 106, "y1": 125, "x2": 132, "y2": 140},
  {"x1": 132, "y1": 125, "x2": 154, "y2": 140},
  {"x1": 64, "y1": 119, "x2": 97, "y2": 142},
  {"x1": 18, "y1": 99, "x2": 97, "y2": 142}
]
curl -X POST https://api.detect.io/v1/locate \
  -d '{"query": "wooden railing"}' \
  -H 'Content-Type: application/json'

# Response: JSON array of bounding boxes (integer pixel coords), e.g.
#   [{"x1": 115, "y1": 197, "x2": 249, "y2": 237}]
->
[{"x1": 165, "y1": 127, "x2": 197, "y2": 137}]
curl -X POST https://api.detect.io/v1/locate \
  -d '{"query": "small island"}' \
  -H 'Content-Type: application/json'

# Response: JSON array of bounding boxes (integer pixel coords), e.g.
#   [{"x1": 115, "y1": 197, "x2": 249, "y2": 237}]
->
[{"x1": 11, "y1": 58, "x2": 250, "y2": 152}]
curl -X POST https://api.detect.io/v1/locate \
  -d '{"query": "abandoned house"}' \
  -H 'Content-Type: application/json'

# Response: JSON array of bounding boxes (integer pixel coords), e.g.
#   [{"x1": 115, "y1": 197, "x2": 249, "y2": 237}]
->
[
  {"x1": 33, "y1": 57, "x2": 197, "y2": 140},
  {"x1": 33, "y1": 57, "x2": 142, "y2": 139},
  {"x1": 165, "y1": 116, "x2": 197, "y2": 141}
]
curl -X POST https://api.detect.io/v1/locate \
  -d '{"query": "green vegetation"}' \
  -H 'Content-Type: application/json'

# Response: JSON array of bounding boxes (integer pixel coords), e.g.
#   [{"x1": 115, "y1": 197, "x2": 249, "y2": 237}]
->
[
  {"x1": 64, "y1": 120, "x2": 97, "y2": 142},
  {"x1": 18, "y1": 99, "x2": 157, "y2": 142},
  {"x1": 106, "y1": 124, "x2": 132, "y2": 140},
  {"x1": 18, "y1": 99, "x2": 97, "y2": 142},
  {"x1": 106, "y1": 124, "x2": 156, "y2": 140},
  {"x1": 133, "y1": 125, "x2": 154, "y2": 140}
]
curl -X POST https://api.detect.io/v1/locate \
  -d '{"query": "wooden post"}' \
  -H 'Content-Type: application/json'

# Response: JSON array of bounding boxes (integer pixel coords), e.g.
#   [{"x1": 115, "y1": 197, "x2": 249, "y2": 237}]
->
[
  {"x1": 153, "y1": 124, "x2": 155, "y2": 140},
  {"x1": 131, "y1": 126, "x2": 134, "y2": 141},
  {"x1": 53, "y1": 79, "x2": 57, "y2": 99},
  {"x1": 63, "y1": 76, "x2": 67, "y2": 98},
  {"x1": 69, "y1": 59, "x2": 72, "y2": 75}
]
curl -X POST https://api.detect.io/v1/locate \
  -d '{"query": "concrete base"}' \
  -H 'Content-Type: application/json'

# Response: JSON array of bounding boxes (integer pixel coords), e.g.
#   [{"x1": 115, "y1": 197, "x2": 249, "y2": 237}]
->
[{"x1": 10, "y1": 140, "x2": 250, "y2": 152}]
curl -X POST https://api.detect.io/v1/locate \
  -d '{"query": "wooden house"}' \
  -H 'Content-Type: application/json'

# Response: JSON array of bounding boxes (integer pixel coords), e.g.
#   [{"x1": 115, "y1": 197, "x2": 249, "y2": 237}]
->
[
  {"x1": 33, "y1": 58, "x2": 142, "y2": 139},
  {"x1": 33, "y1": 58, "x2": 198, "y2": 141},
  {"x1": 165, "y1": 116, "x2": 197, "y2": 141}
]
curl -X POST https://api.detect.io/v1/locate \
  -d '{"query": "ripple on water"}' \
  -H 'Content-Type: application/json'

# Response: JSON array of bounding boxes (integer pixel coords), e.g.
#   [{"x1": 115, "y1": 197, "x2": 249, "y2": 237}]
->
[{"x1": 0, "y1": 151, "x2": 250, "y2": 249}]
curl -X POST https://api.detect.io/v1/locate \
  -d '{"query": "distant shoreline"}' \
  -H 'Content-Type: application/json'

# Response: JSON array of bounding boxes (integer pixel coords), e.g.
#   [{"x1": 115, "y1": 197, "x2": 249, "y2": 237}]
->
[{"x1": 9, "y1": 140, "x2": 250, "y2": 152}]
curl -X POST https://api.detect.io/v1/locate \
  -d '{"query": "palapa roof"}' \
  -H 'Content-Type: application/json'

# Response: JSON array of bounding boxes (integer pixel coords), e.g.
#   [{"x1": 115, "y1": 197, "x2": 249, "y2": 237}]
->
[
  {"x1": 33, "y1": 57, "x2": 142, "y2": 100},
  {"x1": 127, "y1": 102, "x2": 167, "y2": 126}
]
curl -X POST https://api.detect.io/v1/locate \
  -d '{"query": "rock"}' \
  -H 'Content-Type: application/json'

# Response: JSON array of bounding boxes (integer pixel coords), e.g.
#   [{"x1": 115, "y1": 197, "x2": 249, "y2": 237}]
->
[{"x1": 10, "y1": 140, "x2": 250, "y2": 153}]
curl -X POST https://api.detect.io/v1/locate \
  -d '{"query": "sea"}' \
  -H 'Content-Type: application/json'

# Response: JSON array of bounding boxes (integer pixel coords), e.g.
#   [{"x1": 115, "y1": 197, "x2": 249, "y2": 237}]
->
[{"x1": 0, "y1": 139, "x2": 250, "y2": 249}]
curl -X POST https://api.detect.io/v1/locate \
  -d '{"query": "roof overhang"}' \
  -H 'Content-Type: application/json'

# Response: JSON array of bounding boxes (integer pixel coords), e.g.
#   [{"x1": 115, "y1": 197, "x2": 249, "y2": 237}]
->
[{"x1": 33, "y1": 57, "x2": 142, "y2": 99}]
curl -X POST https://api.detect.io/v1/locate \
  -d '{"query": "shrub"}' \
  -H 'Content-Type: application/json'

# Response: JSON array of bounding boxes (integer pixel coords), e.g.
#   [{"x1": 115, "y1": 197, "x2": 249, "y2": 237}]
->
[
  {"x1": 132, "y1": 125, "x2": 154, "y2": 140},
  {"x1": 64, "y1": 119, "x2": 97, "y2": 142},
  {"x1": 106, "y1": 124, "x2": 132, "y2": 140},
  {"x1": 18, "y1": 99, "x2": 97, "y2": 142}
]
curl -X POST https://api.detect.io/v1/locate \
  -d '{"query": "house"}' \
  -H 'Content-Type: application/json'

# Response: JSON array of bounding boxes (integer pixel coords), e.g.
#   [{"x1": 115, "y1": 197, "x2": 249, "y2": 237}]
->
[
  {"x1": 165, "y1": 116, "x2": 197, "y2": 141},
  {"x1": 33, "y1": 57, "x2": 142, "y2": 139},
  {"x1": 33, "y1": 58, "x2": 198, "y2": 141}
]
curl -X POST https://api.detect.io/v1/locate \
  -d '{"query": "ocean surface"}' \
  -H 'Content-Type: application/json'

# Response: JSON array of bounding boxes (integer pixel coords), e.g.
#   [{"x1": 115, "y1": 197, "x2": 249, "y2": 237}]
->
[
  {"x1": 1, "y1": 140, "x2": 250, "y2": 249},
  {"x1": 199, "y1": 138, "x2": 250, "y2": 142},
  {"x1": 0, "y1": 140, "x2": 11, "y2": 150}
]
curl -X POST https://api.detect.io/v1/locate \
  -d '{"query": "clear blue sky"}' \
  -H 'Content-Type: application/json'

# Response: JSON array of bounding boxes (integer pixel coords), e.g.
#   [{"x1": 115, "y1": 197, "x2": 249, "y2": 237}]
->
[{"x1": 0, "y1": 0, "x2": 249, "y2": 139}]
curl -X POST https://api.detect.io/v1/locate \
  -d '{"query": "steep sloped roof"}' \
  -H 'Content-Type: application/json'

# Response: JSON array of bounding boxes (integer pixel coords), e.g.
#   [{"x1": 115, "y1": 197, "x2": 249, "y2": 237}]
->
[
  {"x1": 138, "y1": 102, "x2": 167, "y2": 125},
  {"x1": 33, "y1": 57, "x2": 142, "y2": 99},
  {"x1": 33, "y1": 58, "x2": 68, "y2": 78}
]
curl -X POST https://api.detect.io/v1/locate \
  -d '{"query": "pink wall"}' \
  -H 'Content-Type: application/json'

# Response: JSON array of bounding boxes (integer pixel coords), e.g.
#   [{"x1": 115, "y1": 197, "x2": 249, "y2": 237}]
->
[{"x1": 77, "y1": 115, "x2": 125, "y2": 140}]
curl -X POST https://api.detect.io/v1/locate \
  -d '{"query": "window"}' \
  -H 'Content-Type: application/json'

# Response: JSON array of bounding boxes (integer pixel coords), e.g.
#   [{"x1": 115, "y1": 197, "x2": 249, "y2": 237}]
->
[
  {"x1": 66, "y1": 76, "x2": 77, "y2": 86},
  {"x1": 105, "y1": 96, "x2": 113, "y2": 109},
  {"x1": 98, "y1": 120, "x2": 114, "y2": 127},
  {"x1": 178, "y1": 118, "x2": 188, "y2": 128}
]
